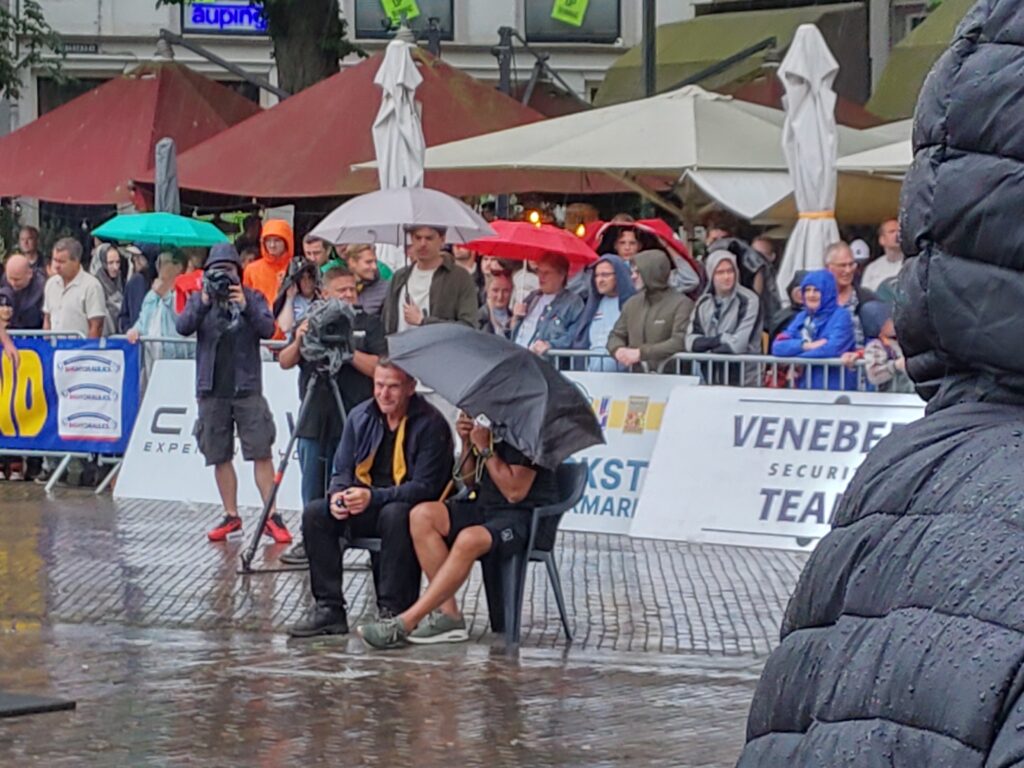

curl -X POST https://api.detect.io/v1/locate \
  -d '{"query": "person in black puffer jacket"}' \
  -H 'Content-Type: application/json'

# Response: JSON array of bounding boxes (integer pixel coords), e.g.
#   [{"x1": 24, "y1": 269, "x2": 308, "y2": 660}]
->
[{"x1": 736, "y1": 2, "x2": 1024, "y2": 765}]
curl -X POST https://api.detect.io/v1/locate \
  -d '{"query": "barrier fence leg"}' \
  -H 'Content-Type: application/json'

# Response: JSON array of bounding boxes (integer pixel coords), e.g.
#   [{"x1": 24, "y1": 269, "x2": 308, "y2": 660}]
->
[
  {"x1": 45, "y1": 454, "x2": 73, "y2": 493},
  {"x1": 95, "y1": 460, "x2": 122, "y2": 495}
]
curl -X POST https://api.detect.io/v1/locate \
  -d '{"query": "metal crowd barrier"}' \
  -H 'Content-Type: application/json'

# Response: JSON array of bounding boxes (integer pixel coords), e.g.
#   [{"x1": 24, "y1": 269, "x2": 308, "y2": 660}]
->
[
  {"x1": 543, "y1": 348, "x2": 914, "y2": 394},
  {"x1": 658, "y1": 352, "x2": 866, "y2": 391}
]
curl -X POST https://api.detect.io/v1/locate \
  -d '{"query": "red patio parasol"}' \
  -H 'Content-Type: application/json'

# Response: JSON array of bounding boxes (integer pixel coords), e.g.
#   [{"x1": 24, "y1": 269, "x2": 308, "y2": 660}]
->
[{"x1": 465, "y1": 220, "x2": 599, "y2": 265}]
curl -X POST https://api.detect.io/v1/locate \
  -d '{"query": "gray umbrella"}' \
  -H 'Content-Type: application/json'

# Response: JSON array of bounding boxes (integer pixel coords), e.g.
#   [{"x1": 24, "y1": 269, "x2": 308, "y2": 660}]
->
[
  {"x1": 154, "y1": 137, "x2": 180, "y2": 214},
  {"x1": 387, "y1": 324, "x2": 604, "y2": 469}
]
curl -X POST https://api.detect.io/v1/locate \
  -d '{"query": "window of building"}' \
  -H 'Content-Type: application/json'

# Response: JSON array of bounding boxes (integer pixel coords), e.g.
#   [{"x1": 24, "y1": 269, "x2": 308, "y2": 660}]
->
[
  {"x1": 524, "y1": 0, "x2": 621, "y2": 44},
  {"x1": 37, "y1": 77, "x2": 109, "y2": 117},
  {"x1": 353, "y1": 0, "x2": 454, "y2": 40}
]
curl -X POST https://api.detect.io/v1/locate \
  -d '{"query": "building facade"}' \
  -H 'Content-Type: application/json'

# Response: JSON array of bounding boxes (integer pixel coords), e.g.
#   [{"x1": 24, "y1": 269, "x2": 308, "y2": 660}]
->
[{"x1": 4, "y1": 0, "x2": 698, "y2": 137}]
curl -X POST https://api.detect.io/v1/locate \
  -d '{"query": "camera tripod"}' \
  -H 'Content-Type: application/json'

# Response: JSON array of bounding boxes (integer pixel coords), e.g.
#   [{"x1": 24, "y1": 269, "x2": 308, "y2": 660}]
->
[{"x1": 239, "y1": 364, "x2": 349, "y2": 575}]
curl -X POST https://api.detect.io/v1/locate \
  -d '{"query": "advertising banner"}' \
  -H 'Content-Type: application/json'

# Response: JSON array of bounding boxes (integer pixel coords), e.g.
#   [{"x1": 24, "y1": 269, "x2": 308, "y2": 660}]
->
[
  {"x1": 562, "y1": 373, "x2": 698, "y2": 535},
  {"x1": 117, "y1": 361, "x2": 699, "y2": 533},
  {"x1": 116, "y1": 360, "x2": 304, "y2": 511},
  {"x1": 183, "y1": 1, "x2": 268, "y2": 35},
  {"x1": 631, "y1": 387, "x2": 926, "y2": 551},
  {"x1": 0, "y1": 338, "x2": 141, "y2": 455}
]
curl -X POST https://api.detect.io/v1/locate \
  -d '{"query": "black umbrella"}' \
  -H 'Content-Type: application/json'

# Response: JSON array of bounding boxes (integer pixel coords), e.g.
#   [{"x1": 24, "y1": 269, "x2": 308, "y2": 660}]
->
[{"x1": 387, "y1": 324, "x2": 604, "y2": 469}]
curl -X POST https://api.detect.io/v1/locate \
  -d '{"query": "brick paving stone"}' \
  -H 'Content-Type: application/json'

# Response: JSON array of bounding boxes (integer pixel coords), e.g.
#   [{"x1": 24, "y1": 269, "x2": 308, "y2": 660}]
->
[{"x1": 0, "y1": 487, "x2": 807, "y2": 656}]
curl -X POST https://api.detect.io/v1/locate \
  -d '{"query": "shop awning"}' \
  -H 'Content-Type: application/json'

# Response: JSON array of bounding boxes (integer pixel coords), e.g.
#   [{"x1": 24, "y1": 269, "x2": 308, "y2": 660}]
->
[
  {"x1": 0, "y1": 62, "x2": 261, "y2": 205},
  {"x1": 155, "y1": 48, "x2": 630, "y2": 199},
  {"x1": 866, "y1": 0, "x2": 975, "y2": 119},
  {"x1": 595, "y1": 3, "x2": 863, "y2": 107}
]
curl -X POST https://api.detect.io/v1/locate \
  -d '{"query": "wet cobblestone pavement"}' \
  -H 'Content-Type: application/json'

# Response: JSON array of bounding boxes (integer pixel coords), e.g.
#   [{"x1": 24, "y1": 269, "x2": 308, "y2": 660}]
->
[{"x1": 0, "y1": 484, "x2": 807, "y2": 766}]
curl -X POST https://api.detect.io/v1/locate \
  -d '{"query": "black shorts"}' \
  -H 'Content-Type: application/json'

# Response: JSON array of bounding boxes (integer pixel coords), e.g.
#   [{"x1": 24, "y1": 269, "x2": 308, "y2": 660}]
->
[
  {"x1": 194, "y1": 394, "x2": 276, "y2": 466},
  {"x1": 445, "y1": 499, "x2": 533, "y2": 559}
]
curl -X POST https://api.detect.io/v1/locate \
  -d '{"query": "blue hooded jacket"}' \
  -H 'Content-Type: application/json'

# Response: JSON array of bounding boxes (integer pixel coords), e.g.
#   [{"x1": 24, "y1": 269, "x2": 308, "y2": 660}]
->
[
  {"x1": 771, "y1": 269, "x2": 856, "y2": 389},
  {"x1": 573, "y1": 253, "x2": 636, "y2": 349}
]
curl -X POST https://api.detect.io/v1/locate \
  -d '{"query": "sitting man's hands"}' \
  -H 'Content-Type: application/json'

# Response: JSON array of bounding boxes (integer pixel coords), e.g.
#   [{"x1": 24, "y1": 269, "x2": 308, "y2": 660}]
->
[
  {"x1": 341, "y1": 487, "x2": 371, "y2": 515},
  {"x1": 456, "y1": 411, "x2": 474, "y2": 443},
  {"x1": 329, "y1": 491, "x2": 349, "y2": 520},
  {"x1": 470, "y1": 424, "x2": 492, "y2": 454}
]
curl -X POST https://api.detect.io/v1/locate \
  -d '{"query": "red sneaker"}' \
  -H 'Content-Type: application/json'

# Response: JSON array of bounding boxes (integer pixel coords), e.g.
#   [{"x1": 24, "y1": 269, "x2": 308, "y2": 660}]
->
[
  {"x1": 208, "y1": 514, "x2": 242, "y2": 542},
  {"x1": 263, "y1": 513, "x2": 293, "y2": 544}
]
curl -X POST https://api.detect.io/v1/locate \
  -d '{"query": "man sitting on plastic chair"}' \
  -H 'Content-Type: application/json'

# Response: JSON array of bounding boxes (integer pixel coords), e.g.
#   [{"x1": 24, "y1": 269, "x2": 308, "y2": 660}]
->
[{"x1": 358, "y1": 411, "x2": 559, "y2": 649}]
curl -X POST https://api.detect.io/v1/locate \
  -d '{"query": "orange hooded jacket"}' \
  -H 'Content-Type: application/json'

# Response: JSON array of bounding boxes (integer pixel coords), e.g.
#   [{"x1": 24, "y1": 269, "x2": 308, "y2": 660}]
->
[{"x1": 243, "y1": 219, "x2": 294, "y2": 309}]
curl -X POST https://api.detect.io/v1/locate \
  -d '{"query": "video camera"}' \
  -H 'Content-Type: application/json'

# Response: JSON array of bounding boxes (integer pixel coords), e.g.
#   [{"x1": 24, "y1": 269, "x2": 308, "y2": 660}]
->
[
  {"x1": 300, "y1": 298, "x2": 359, "y2": 375},
  {"x1": 203, "y1": 263, "x2": 242, "y2": 331}
]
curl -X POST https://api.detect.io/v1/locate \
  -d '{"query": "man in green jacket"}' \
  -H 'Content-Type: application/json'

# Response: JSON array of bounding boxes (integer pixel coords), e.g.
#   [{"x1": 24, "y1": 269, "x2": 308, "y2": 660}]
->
[
  {"x1": 607, "y1": 249, "x2": 694, "y2": 372},
  {"x1": 382, "y1": 227, "x2": 479, "y2": 334}
]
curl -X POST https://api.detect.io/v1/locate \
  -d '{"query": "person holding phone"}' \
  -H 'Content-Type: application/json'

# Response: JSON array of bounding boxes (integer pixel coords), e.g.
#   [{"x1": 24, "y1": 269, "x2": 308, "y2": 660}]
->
[{"x1": 289, "y1": 359, "x2": 453, "y2": 638}]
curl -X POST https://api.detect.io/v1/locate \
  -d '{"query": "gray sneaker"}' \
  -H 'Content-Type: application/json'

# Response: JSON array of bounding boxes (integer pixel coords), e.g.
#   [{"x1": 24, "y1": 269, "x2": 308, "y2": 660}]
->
[
  {"x1": 407, "y1": 612, "x2": 469, "y2": 645},
  {"x1": 357, "y1": 616, "x2": 409, "y2": 650}
]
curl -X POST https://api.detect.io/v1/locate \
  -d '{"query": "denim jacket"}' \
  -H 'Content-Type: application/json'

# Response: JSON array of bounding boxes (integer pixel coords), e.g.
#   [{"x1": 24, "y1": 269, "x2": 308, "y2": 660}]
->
[
  {"x1": 511, "y1": 288, "x2": 585, "y2": 349},
  {"x1": 176, "y1": 288, "x2": 275, "y2": 397}
]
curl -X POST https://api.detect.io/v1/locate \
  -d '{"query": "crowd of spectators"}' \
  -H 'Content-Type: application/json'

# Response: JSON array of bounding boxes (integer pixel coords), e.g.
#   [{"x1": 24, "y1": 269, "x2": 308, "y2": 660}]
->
[{"x1": 0, "y1": 211, "x2": 909, "y2": 481}]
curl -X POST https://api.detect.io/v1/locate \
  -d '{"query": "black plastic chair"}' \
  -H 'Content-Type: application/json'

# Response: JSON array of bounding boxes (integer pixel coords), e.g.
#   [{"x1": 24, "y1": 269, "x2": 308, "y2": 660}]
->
[{"x1": 481, "y1": 462, "x2": 587, "y2": 647}]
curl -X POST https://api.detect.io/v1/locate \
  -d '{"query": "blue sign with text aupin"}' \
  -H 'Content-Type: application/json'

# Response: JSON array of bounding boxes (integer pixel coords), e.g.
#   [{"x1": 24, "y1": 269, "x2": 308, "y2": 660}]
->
[{"x1": 183, "y1": 1, "x2": 268, "y2": 35}]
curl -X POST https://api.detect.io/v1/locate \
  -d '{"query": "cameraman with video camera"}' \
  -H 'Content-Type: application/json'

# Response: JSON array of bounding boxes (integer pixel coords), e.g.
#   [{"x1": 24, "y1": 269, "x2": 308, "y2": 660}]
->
[
  {"x1": 176, "y1": 243, "x2": 285, "y2": 543},
  {"x1": 277, "y1": 265, "x2": 388, "y2": 565}
]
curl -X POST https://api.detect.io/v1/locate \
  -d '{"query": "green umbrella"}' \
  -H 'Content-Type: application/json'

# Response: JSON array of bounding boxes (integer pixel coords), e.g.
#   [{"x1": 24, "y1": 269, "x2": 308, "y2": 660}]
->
[{"x1": 92, "y1": 212, "x2": 229, "y2": 247}]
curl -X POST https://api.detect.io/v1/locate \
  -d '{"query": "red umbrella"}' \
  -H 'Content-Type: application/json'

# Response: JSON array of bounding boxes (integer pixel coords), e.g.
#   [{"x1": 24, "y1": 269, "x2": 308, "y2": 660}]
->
[{"x1": 465, "y1": 220, "x2": 598, "y2": 265}]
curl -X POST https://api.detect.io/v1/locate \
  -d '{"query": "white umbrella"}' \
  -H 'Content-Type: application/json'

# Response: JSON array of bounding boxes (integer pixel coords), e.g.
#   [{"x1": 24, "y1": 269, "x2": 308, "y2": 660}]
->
[
  {"x1": 774, "y1": 24, "x2": 841, "y2": 305},
  {"x1": 309, "y1": 187, "x2": 495, "y2": 246},
  {"x1": 372, "y1": 37, "x2": 426, "y2": 271}
]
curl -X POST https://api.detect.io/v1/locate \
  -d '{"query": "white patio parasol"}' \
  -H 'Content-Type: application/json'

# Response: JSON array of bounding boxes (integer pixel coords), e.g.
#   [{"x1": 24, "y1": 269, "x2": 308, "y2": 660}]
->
[
  {"x1": 774, "y1": 24, "x2": 841, "y2": 305},
  {"x1": 372, "y1": 35, "x2": 426, "y2": 271}
]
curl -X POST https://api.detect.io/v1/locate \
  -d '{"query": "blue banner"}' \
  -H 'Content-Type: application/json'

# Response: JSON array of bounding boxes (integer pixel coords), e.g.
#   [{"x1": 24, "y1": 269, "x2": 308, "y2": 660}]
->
[{"x1": 0, "y1": 338, "x2": 141, "y2": 455}]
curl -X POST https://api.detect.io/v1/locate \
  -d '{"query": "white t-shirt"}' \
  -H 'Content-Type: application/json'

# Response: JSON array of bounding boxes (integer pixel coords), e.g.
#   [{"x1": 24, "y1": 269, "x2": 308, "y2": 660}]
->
[
  {"x1": 43, "y1": 269, "x2": 106, "y2": 336},
  {"x1": 860, "y1": 255, "x2": 904, "y2": 292},
  {"x1": 398, "y1": 264, "x2": 438, "y2": 333}
]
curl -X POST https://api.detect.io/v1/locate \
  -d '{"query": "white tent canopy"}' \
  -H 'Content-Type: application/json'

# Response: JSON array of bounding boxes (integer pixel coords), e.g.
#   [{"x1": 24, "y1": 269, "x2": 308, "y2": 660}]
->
[
  {"x1": 837, "y1": 138, "x2": 912, "y2": 176},
  {"x1": 380, "y1": 85, "x2": 899, "y2": 223}
]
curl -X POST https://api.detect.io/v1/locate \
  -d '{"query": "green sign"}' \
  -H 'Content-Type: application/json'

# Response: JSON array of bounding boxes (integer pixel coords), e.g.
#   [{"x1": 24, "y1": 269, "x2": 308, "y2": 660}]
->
[
  {"x1": 551, "y1": 0, "x2": 590, "y2": 27},
  {"x1": 380, "y1": 0, "x2": 421, "y2": 24}
]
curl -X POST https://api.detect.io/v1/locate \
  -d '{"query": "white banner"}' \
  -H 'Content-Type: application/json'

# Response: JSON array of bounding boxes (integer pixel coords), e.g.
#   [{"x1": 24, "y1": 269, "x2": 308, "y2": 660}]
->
[
  {"x1": 116, "y1": 360, "x2": 305, "y2": 512},
  {"x1": 54, "y1": 348, "x2": 126, "y2": 442},
  {"x1": 631, "y1": 387, "x2": 926, "y2": 551},
  {"x1": 117, "y1": 362, "x2": 699, "y2": 534},
  {"x1": 562, "y1": 373, "x2": 698, "y2": 535}
]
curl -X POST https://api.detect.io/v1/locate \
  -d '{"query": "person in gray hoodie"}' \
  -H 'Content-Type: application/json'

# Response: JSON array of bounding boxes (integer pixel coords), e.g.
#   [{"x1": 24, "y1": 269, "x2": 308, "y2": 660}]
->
[
  {"x1": 607, "y1": 249, "x2": 694, "y2": 372},
  {"x1": 685, "y1": 249, "x2": 762, "y2": 385}
]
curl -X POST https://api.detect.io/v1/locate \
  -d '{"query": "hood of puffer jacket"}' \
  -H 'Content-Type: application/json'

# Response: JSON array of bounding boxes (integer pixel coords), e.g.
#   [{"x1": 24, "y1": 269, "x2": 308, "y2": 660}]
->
[
  {"x1": 259, "y1": 219, "x2": 294, "y2": 270},
  {"x1": 704, "y1": 249, "x2": 740, "y2": 299},
  {"x1": 898, "y1": 0, "x2": 1024, "y2": 407},
  {"x1": 634, "y1": 249, "x2": 671, "y2": 293}
]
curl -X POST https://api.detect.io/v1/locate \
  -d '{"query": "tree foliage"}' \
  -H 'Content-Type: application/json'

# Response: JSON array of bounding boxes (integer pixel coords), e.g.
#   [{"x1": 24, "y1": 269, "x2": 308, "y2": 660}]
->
[
  {"x1": 0, "y1": 0, "x2": 65, "y2": 101},
  {"x1": 158, "y1": 0, "x2": 365, "y2": 95}
]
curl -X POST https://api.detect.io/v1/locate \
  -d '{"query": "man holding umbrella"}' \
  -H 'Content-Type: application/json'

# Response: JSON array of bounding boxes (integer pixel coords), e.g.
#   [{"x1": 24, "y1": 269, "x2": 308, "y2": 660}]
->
[
  {"x1": 382, "y1": 227, "x2": 478, "y2": 333},
  {"x1": 358, "y1": 411, "x2": 559, "y2": 648},
  {"x1": 356, "y1": 323, "x2": 603, "y2": 650}
]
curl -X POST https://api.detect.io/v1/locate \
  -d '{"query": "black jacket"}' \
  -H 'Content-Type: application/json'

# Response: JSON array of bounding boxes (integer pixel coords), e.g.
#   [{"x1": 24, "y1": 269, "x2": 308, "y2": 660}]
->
[
  {"x1": 738, "y1": 3, "x2": 1024, "y2": 765},
  {"x1": 328, "y1": 393, "x2": 453, "y2": 510},
  {"x1": 176, "y1": 288, "x2": 275, "y2": 397}
]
